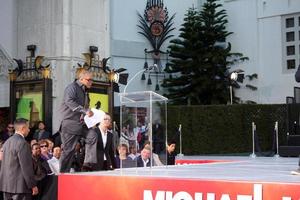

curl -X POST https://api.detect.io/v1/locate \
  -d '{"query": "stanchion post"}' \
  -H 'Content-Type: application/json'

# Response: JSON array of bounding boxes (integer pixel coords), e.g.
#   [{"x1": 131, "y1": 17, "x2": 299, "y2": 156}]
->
[
  {"x1": 274, "y1": 121, "x2": 280, "y2": 158},
  {"x1": 250, "y1": 122, "x2": 256, "y2": 158},
  {"x1": 177, "y1": 124, "x2": 184, "y2": 157}
]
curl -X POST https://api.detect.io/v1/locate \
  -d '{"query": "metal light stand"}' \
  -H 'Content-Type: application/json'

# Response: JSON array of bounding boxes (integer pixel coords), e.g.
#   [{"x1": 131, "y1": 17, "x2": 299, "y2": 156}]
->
[
  {"x1": 230, "y1": 85, "x2": 233, "y2": 105},
  {"x1": 274, "y1": 121, "x2": 280, "y2": 158},
  {"x1": 177, "y1": 124, "x2": 184, "y2": 157},
  {"x1": 250, "y1": 122, "x2": 257, "y2": 158}
]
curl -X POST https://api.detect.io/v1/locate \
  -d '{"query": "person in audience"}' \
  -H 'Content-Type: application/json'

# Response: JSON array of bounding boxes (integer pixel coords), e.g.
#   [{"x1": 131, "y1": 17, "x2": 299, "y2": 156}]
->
[
  {"x1": 119, "y1": 126, "x2": 130, "y2": 148},
  {"x1": 47, "y1": 146, "x2": 61, "y2": 175},
  {"x1": 135, "y1": 122, "x2": 147, "y2": 150},
  {"x1": 136, "y1": 146, "x2": 152, "y2": 167},
  {"x1": 82, "y1": 113, "x2": 116, "y2": 171},
  {"x1": 0, "y1": 123, "x2": 14, "y2": 142},
  {"x1": 59, "y1": 69, "x2": 94, "y2": 173},
  {"x1": 127, "y1": 125, "x2": 136, "y2": 148},
  {"x1": 39, "y1": 139, "x2": 52, "y2": 161},
  {"x1": 160, "y1": 140, "x2": 177, "y2": 165},
  {"x1": 152, "y1": 120, "x2": 165, "y2": 154},
  {"x1": 32, "y1": 121, "x2": 51, "y2": 141},
  {"x1": 115, "y1": 144, "x2": 134, "y2": 168},
  {"x1": 0, "y1": 118, "x2": 38, "y2": 199},
  {"x1": 31, "y1": 142, "x2": 52, "y2": 200},
  {"x1": 143, "y1": 141, "x2": 163, "y2": 166},
  {"x1": 128, "y1": 145, "x2": 139, "y2": 160},
  {"x1": 45, "y1": 139, "x2": 54, "y2": 155},
  {"x1": 31, "y1": 139, "x2": 38, "y2": 147}
]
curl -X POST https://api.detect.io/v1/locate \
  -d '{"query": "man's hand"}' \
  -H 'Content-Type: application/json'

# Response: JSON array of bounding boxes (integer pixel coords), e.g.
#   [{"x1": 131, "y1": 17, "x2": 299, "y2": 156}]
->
[
  {"x1": 32, "y1": 186, "x2": 39, "y2": 195},
  {"x1": 86, "y1": 110, "x2": 94, "y2": 117}
]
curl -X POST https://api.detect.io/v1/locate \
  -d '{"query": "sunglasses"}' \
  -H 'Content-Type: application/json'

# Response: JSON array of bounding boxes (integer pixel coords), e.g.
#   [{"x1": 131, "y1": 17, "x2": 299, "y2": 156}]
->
[
  {"x1": 84, "y1": 78, "x2": 93, "y2": 82},
  {"x1": 7, "y1": 127, "x2": 14, "y2": 129},
  {"x1": 40, "y1": 145, "x2": 48, "y2": 148}
]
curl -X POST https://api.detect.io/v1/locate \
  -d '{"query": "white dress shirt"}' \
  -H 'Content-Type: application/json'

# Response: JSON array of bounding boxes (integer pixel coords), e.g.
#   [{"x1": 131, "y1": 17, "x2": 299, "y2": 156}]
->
[{"x1": 100, "y1": 129, "x2": 108, "y2": 161}]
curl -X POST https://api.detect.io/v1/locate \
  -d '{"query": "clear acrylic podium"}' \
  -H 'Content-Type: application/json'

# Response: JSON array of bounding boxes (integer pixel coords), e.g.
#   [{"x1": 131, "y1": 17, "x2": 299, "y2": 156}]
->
[{"x1": 118, "y1": 91, "x2": 168, "y2": 173}]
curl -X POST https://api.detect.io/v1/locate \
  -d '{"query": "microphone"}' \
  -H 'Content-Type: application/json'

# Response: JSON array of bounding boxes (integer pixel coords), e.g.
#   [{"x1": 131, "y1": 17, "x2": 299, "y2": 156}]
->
[{"x1": 178, "y1": 124, "x2": 182, "y2": 132}]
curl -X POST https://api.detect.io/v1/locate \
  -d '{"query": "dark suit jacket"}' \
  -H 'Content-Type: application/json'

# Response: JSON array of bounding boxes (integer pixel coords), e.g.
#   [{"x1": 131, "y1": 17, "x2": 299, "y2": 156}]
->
[
  {"x1": 59, "y1": 80, "x2": 90, "y2": 135},
  {"x1": 136, "y1": 155, "x2": 151, "y2": 167},
  {"x1": 0, "y1": 133, "x2": 36, "y2": 193},
  {"x1": 92, "y1": 128, "x2": 116, "y2": 170}
]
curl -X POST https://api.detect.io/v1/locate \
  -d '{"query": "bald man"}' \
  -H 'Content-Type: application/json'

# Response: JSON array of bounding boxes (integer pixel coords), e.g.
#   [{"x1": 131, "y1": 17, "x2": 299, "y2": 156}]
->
[{"x1": 82, "y1": 113, "x2": 116, "y2": 171}]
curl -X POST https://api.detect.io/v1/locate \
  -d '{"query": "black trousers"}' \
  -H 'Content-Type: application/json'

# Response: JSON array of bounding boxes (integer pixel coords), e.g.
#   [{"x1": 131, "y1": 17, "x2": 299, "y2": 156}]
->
[{"x1": 3, "y1": 192, "x2": 31, "y2": 200}]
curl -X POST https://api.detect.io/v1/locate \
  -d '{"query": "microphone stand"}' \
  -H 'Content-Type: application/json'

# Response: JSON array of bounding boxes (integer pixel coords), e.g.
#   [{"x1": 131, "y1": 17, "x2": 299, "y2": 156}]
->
[{"x1": 177, "y1": 124, "x2": 184, "y2": 157}]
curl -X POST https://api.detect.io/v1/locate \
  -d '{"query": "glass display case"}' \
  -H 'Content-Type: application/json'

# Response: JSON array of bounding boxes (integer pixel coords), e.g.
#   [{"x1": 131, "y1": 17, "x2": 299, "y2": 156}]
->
[{"x1": 118, "y1": 91, "x2": 168, "y2": 172}]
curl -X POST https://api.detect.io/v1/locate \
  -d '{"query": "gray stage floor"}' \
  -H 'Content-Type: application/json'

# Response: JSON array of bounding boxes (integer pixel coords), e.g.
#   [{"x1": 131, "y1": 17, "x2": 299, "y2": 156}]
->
[{"x1": 70, "y1": 156, "x2": 300, "y2": 184}]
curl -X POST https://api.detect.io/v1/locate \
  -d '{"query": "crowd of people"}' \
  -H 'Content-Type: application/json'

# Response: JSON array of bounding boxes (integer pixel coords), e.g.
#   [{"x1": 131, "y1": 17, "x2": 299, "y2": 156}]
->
[
  {"x1": 0, "y1": 118, "x2": 176, "y2": 200},
  {"x1": 0, "y1": 69, "x2": 177, "y2": 200}
]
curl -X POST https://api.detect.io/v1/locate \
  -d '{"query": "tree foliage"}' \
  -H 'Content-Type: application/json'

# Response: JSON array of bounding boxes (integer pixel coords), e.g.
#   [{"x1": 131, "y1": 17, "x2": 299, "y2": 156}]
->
[{"x1": 162, "y1": 0, "x2": 248, "y2": 105}]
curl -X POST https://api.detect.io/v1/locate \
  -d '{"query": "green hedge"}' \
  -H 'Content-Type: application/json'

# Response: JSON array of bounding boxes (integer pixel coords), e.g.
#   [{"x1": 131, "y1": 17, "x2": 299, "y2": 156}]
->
[{"x1": 167, "y1": 104, "x2": 287, "y2": 155}]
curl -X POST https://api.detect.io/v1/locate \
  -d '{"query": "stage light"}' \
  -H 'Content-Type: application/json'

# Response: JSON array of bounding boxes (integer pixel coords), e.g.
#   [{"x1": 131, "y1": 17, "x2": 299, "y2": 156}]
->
[
  {"x1": 147, "y1": 76, "x2": 152, "y2": 85},
  {"x1": 229, "y1": 69, "x2": 245, "y2": 104},
  {"x1": 109, "y1": 71, "x2": 129, "y2": 85},
  {"x1": 230, "y1": 71, "x2": 244, "y2": 83},
  {"x1": 141, "y1": 73, "x2": 146, "y2": 80},
  {"x1": 27, "y1": 44, "x2": 36, "y2": 58},
  {"x1": 155, "y1": 83, "x2": 160, "y2": 91},
  {"x1": 89, "y1": 46, "x2": 98, "y2": 53}
]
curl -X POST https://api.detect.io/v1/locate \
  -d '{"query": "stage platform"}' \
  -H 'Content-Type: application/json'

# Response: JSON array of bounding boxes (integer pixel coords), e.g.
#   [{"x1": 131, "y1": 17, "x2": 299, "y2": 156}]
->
[{"x1": 58, "y1": 156, "x2": 300, "y2": 200}]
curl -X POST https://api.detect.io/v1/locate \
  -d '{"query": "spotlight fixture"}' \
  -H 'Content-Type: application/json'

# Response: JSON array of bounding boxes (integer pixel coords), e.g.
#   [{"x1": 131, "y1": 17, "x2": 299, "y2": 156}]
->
[
  {"x1": 147, "y1": 76, "x2": 152, "y2": 85},
  {"x1": 89, "y1": 46, "x2": 98, "y2": 54},
  {"x1": 27, "y1": 45, "x2": 36, "y2": 58},
  {"x1": 230, "y1": 71, "x2": 244, "y2": 83},
  {"x1": 155, "y1": 83, "x2": 160, "y2": 91},
  {"x1": 141, "y1": 73, "x2": 146, "y2": 80},
  {"x1": 229, "y1": 69, "x2": 245, "y2": 104}
]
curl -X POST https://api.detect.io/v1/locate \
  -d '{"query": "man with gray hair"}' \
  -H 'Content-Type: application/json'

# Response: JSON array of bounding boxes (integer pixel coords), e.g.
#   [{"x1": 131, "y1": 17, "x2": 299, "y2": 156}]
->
[{"x1": 59, "y1": 68, "x2": 94, "y2": 173}]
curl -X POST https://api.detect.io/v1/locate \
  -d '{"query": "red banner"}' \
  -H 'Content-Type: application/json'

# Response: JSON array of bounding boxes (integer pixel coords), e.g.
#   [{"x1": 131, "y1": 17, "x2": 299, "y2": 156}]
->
[
  {"x1": 175, "y1": 159, "x2": 234, "y2": 165},
  {"x1": 58, "y1": 174, "x2": 300, "y2": 200}
]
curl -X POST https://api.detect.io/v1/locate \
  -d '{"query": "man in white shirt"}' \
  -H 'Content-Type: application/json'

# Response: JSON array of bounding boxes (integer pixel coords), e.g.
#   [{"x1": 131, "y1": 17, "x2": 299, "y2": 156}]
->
[
  {"x1": 83, "y1": 113, "x2": 116, "y2": 171},
  {"x1": 137, "y1": 146, "x2": 152, "y2": 167},
  {"x1": 47, "y1": 147, "x2": 62, "y2": 175}
]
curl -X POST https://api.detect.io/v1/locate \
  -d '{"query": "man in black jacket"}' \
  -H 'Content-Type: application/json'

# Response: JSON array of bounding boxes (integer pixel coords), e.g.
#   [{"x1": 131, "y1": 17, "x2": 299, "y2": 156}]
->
[
  {"x1": 83, "y1": 113, "x2": 116, "y2": 171},
  {"x1": 59, "y1": 69, "x2": 94, "y2": 173},
  {"x1": 136, "y1": 146, "x2": 152, "y2": 167}
]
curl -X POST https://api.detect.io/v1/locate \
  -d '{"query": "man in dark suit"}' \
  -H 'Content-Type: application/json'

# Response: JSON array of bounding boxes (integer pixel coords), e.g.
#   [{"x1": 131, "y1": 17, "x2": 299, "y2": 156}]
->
[
  {"x1": 136, "y1": 146, "x2": 152, "y2": 167},
  {"x1": 83, "y1": 113, "x2": 116, "y2": 171},
  {"x1": 59, "y1": 69, "x2": 94, "y2": 173},
  {"x1": 0, "y1": 118, "x2": 38, "y2": 200}
]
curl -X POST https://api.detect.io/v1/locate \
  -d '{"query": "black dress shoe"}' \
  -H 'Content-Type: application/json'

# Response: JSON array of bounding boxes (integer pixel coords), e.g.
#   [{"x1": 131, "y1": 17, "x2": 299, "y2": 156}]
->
[{"x1": 81, "y1": 163, "x2": 93, "y2": 172}]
